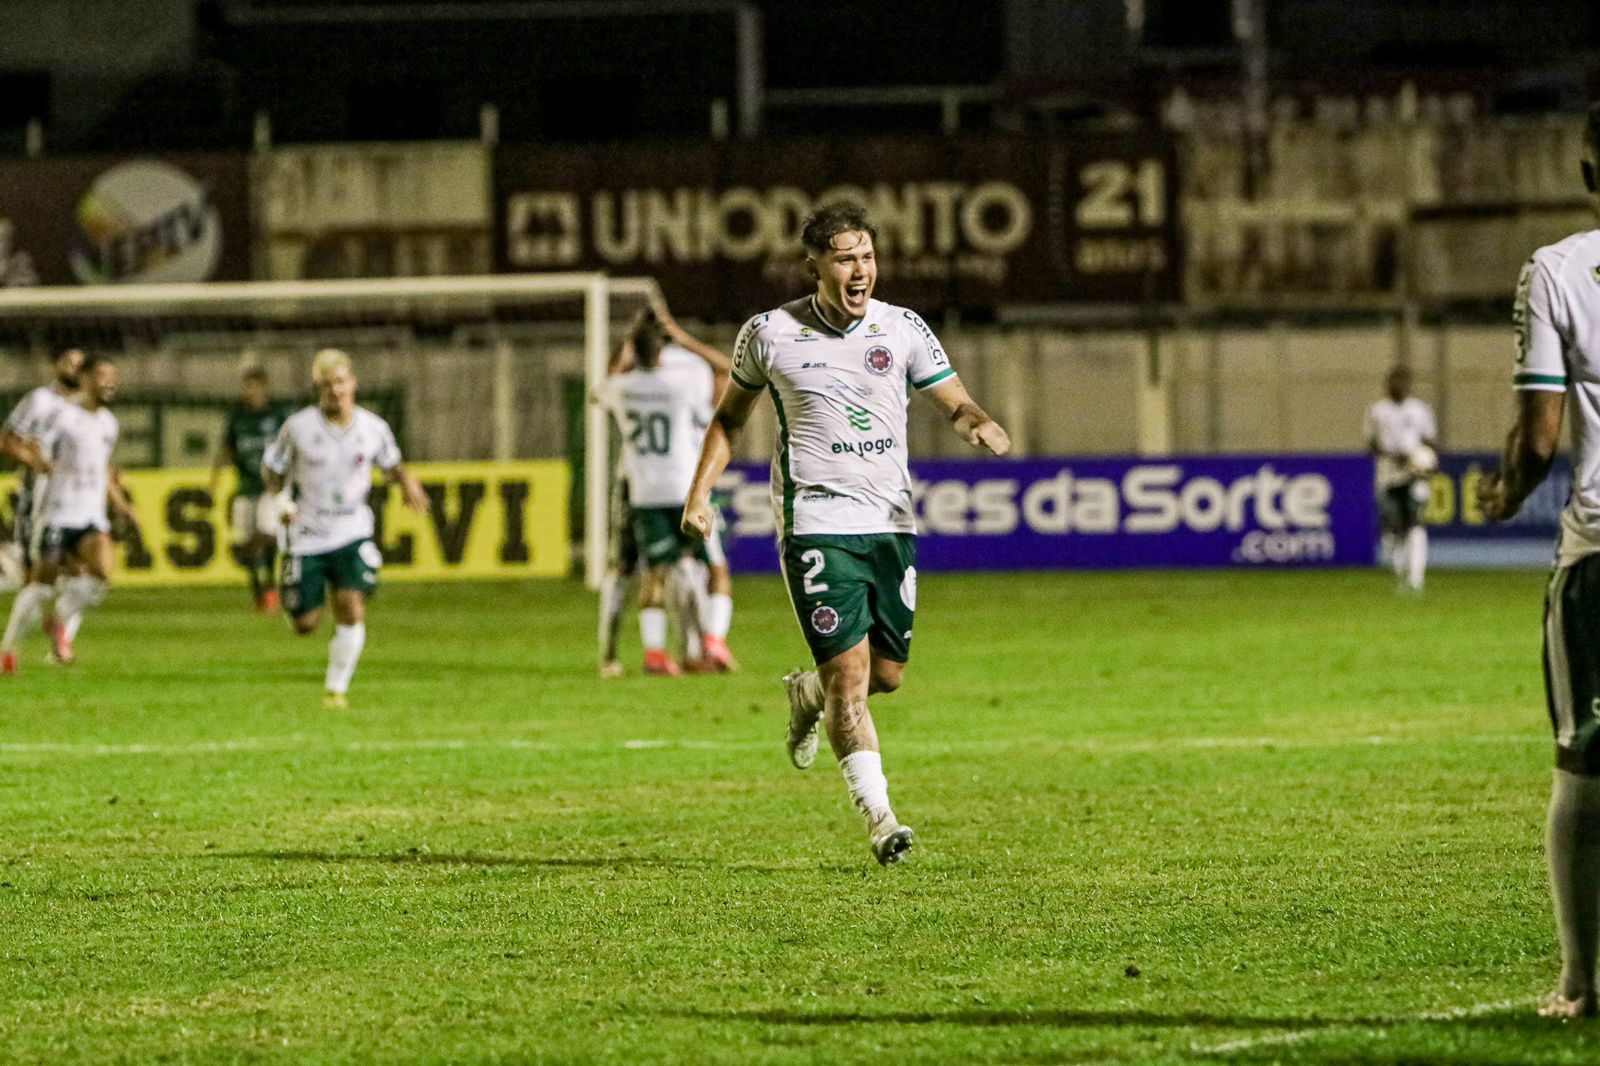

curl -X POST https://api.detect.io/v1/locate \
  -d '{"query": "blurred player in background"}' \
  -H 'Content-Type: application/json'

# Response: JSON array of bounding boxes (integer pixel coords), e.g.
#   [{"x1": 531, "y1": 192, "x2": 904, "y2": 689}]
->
[
  {"x1": 1364, "y1": 366, "x2": 1437, "y2": 593},
  {"x1": 211, "y1": 366, "x2": 290, "y2": 612},
  {"x1": 597, "y1": 298, "x2": 734, "y2": 675},
  {"x1": 1480, "y1": 102, "x2": 1600, "y2": 1019},
  {"x1": 681, "y1": 202, "x2": 1011, "y2": 865},
  {"x1": 0, "y1": 347, "x2": 84, "y2": 672},
  {"x1": 263, "y1": 349, "x2": 427, "y2": 709},
  {"x1": 4, "y1": 355, "x2": 137, "y2": 671}
]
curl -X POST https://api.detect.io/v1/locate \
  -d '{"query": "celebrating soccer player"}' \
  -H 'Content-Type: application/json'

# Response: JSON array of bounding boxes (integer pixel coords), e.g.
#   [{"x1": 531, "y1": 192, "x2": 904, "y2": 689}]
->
[
  {"x1": 6, "y1": 355, "x2": 137, "y2": 669},
  {"x1": 598, "y1": 299, "x2": 734, "y2": 675},
  {"x1": 262, "y1": 349, "x2": 427, "y2": 709},
  {"x1": 680, "y1": 201, "x2": 1011, "y2": 865},
  {"x1": 1, "y1": 347, "x2": 85, "y2": 674},
  {"x1": 211, "y1": 366, "x2": 291, "y2": 612},
  {"x1": 1479, "y1": 100, "x2": 1600, "y2": 1020}
]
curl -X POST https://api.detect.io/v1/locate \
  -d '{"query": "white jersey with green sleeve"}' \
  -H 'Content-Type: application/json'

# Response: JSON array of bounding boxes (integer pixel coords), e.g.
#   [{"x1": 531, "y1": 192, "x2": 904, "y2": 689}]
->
[
  {"x1": 731, "y1": 295, "x2": 956, "y2": 537},
  {"x1": 1514, "y1": 228, "x2": 1600, "y2": 566},
  {"x1": 600, "y1": 351, "x2": 713, "y2": 509},
  {"x1": 263, "y1": 406, "x2": 402, "y2": 556}
]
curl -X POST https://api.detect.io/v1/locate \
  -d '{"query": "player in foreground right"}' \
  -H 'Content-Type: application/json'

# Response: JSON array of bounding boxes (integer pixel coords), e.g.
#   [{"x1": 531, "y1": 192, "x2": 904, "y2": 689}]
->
[
  {"x1": 1479, "y1": 101, "x2": 1600, "y2": 1020},
  {"x1": 681, "y1": 201, "x2": 1010, "y2": 865}
]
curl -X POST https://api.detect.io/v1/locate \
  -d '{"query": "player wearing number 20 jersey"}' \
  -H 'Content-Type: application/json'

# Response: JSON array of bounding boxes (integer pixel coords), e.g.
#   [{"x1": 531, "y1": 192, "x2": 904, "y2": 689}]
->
[{"x1": 599, "y1": 319, "x2": 728, "y2": 675}]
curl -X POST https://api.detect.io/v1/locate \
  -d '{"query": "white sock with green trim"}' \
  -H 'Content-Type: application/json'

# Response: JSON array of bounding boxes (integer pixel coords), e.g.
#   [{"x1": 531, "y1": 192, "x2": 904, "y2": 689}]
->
[
  {"x1": 640, "y1": 608, "x2": 667, "y2": 653},
  {"x1": 325, "y1": 623, "x2": 366, "y2": 695},
  {"x1": 840, "y1": 749, "x2": 895, "y2": 835},
  {"x1": 708, "y1": 593, "x2": 733, "y2": 640},
  {"x1": 1406, "y1": 526, "x2": 1427, "y2": 591}
]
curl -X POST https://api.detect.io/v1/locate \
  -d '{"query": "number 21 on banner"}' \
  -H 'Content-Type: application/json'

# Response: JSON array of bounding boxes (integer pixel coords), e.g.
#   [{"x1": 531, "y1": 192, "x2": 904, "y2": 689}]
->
[{"x1": 1076, "y1": 159, "x2": 1166, "y2": 229}]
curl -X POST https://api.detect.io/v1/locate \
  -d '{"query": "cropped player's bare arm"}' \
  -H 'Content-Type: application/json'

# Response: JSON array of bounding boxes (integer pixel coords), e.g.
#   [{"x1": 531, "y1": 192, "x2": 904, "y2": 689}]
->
[
  {"x1": 922, "y1": 377, "x2": 1011, "y2": 455},
  {"x1": 387, "y1": 463, "x2": 430, "y2": 512},
  {"x1": 681, "y1": 384, "x2": 761, "y2": 539},
  {"x1": 649, "y1": 291, "x2": 733, "y2": 377},
  {"x1": 0, "y1": 430, "x2": 49, "y2": 474},
  {"x1": 107, "y1": 467, "x2": 138, "y2": 530},
  {"x1": 1480, "y1": 390, "x2": 1565, "y2": 521}
]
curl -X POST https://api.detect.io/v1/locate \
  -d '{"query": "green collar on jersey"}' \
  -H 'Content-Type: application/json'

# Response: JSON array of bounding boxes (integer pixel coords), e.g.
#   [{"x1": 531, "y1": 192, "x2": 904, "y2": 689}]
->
[{"x1": 807, "y1": 295, "x2": 865, "y2": 338}]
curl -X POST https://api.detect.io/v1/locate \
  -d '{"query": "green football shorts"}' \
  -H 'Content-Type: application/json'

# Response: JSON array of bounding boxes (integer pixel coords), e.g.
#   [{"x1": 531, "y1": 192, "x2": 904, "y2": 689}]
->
[
  {"x1": 632, "y1": 505, "x2": 709, "y2": 568},
  {"x1": 780, "y1": 532, "x2": 917, "y2": 665},
  {"x1": 281, "y1": 538, "x2": 381, "y2": 617}
]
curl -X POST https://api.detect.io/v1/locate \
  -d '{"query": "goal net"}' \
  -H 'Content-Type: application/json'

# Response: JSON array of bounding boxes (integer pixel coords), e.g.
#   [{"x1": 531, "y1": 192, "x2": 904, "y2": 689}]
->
[{"x1": 0, "y1": 273, "x2": 659, "y2": 588}]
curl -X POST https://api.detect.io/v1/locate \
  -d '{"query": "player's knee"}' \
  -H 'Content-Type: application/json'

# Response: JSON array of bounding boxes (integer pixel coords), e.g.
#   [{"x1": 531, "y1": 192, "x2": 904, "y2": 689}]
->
[
  {"x1": 291, "y1": 613, "x2": 319, "y2": 635},
  {"x1": 870, "y1": 660, "x2": 904, "y2": 694}
]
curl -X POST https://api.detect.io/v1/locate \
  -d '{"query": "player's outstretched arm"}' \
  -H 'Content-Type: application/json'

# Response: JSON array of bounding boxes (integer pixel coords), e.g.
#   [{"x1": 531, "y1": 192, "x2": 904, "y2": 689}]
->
[
  {"x1": 921, "y1": 377, "x2": 1011, "y2": 456},
  {"x1": 682, "y1": 384, "x2": 761, "y2": 539},
  {"x1": 650, "y1": 291, "x2": 733, "y2": 377},
  {"x1": 386, "y1": 463, "x2": 430, "y2": 513},
  {"x1": 1480, "y1": 390, "x2": 1564, "y2": 521}
]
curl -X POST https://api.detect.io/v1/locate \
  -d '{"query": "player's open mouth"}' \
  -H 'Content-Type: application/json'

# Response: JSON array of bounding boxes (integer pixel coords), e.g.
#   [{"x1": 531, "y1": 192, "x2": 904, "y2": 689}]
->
[{"x1": 846, "y1": 284, "x2": 868, "y2": 300}]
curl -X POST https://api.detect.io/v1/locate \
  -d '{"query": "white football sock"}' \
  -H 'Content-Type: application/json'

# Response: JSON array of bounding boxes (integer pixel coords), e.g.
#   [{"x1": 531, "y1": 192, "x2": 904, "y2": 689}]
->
[
  {"x1": 1406, "y1": 526, "x2": 1428, "y2": 591},
  {"x1": 708, "y1": 593, "x2": 733, "y2": 640},
  {"x1": 63, "y1": 612, "x2": 83, "y2": 642},
  {"x1": 598, "y1": 569, "x2": 629, "y2": 661},
  {"x1": 325, "y1": 622, "x2": 366, "y2": 695},
  {"x1": 840, "y1": 749, "x2": 895, "y2": 835},
  {"x1": 639, "y1": 608, "x2": 667, "y2": 653},
  {"x1": 1549, "y1": 770, "x2": 1600, "y2": 1003},
  {"x1": 2, "y1": 583, "x2": 52, "y2": 652},
  {"x1": 55, "y1": 575, "x2": 106, "y2": 625}
]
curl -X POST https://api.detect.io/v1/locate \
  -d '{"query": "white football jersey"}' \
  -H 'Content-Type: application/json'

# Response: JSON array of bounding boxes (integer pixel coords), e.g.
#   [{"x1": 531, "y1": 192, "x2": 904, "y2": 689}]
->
[
  {"x1": 601, "y1": 347, "x2": 715, "y2": 508},
  {"x1": 263, "y1": 406, "x2": 402, "y2": 556},
  {"x1": 1515, "y1": 228, "x2": 1600, "y2": 565},
  {"x1": 1363, "y1": 397, "x2": 1436, "y2": 489},
  {"x1": 40, "y1": 403, "x2": 118, "y2": 531},
  {"x1": 732, "y1": 295, "x2": 956, "y2": 537},
  {"x1": 3, "y1": 384, "x2": 74, "y2": 515}
]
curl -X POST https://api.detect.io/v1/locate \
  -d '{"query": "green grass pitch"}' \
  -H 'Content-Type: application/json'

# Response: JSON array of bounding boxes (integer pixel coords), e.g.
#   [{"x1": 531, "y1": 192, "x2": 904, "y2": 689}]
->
[{"x1": 2, "y1": 569, "x2": 1597, "y2": 1064}]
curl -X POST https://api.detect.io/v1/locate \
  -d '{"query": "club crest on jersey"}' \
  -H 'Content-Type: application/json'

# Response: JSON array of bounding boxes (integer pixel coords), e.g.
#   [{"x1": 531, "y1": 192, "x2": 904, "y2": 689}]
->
[
  {"x1": 864, "y1": 346, "x2": 893, "y2": 376},
  {"x1": 810, "y1": 605, "x2": 840, "y2": 636}
]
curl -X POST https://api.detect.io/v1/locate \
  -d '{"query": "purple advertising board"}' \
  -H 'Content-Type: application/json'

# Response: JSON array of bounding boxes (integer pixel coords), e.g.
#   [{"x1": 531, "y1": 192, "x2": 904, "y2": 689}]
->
[{"x1": 714, "y1": 454, "x2": 1377, "y2": 573}]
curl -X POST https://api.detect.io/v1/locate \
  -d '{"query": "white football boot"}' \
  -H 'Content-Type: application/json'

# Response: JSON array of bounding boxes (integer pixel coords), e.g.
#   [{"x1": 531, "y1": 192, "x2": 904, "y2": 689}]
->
[
  {"x1": 870, "y1": 822, "x2": 915, "y2": 866},
  {"x1": 783, "y1": 670, "x2": 822, "y2": 770}
]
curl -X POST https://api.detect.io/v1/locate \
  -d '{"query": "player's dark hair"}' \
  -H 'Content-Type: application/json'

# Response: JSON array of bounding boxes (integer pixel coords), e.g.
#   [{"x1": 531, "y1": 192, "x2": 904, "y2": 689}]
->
[
  {"x1": 1584, "y1": 101, "x2": 1600, "y2": 193},
  {"x1": 800, "y1": 201, "x2": 877, "y2": 256},
  {"x1": 243, "y1": 366, "x2": 268, "y2": 383},
  {"x1": 632, "y1": 316, "x2": 662, "y2": 369},
  {"x1": 78, "y1": 353, "x2": 113, "y2": 375}
]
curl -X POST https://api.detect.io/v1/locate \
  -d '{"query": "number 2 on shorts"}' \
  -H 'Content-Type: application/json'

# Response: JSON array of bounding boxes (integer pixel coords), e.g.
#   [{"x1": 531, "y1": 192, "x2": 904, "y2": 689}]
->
[{"x1": 801, "y1": 548, "x2": 829, "y2": 594}]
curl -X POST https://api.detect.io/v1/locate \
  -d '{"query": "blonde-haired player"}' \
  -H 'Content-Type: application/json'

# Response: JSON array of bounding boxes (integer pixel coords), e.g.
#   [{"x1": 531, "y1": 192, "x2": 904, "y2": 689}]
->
[{"x1": 263, "y1": 349, "x2": 427, "y2": 708}]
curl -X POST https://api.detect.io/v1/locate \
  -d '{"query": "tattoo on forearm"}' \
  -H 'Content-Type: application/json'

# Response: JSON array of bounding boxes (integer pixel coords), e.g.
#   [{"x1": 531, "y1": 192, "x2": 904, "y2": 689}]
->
[{"x1": 949, "y1": 401, "x2": 989, "y2": 426}]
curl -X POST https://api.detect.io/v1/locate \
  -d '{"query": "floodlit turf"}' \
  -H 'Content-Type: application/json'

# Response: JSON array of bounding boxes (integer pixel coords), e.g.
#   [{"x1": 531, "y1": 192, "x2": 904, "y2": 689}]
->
[{"x1": 1, "y1": 568, "x2": 1596, "y2": 1064}]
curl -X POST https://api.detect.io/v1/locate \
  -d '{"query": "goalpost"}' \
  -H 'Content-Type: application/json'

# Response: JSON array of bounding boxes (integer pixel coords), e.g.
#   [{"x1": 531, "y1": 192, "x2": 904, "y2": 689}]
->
[{"x1": 0, "y1": 273, "x2": 660, "y2": 588}]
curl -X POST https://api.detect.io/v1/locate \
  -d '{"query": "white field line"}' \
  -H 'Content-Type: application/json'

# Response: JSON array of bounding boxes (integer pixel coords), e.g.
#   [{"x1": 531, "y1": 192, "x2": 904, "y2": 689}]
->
[
  {"x1": 1191, "y1": 997, "x2": 1530, "y2": 1056},
  {"x1": 0, "y1": 732, "x2": 1538, "y2": 759}
]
